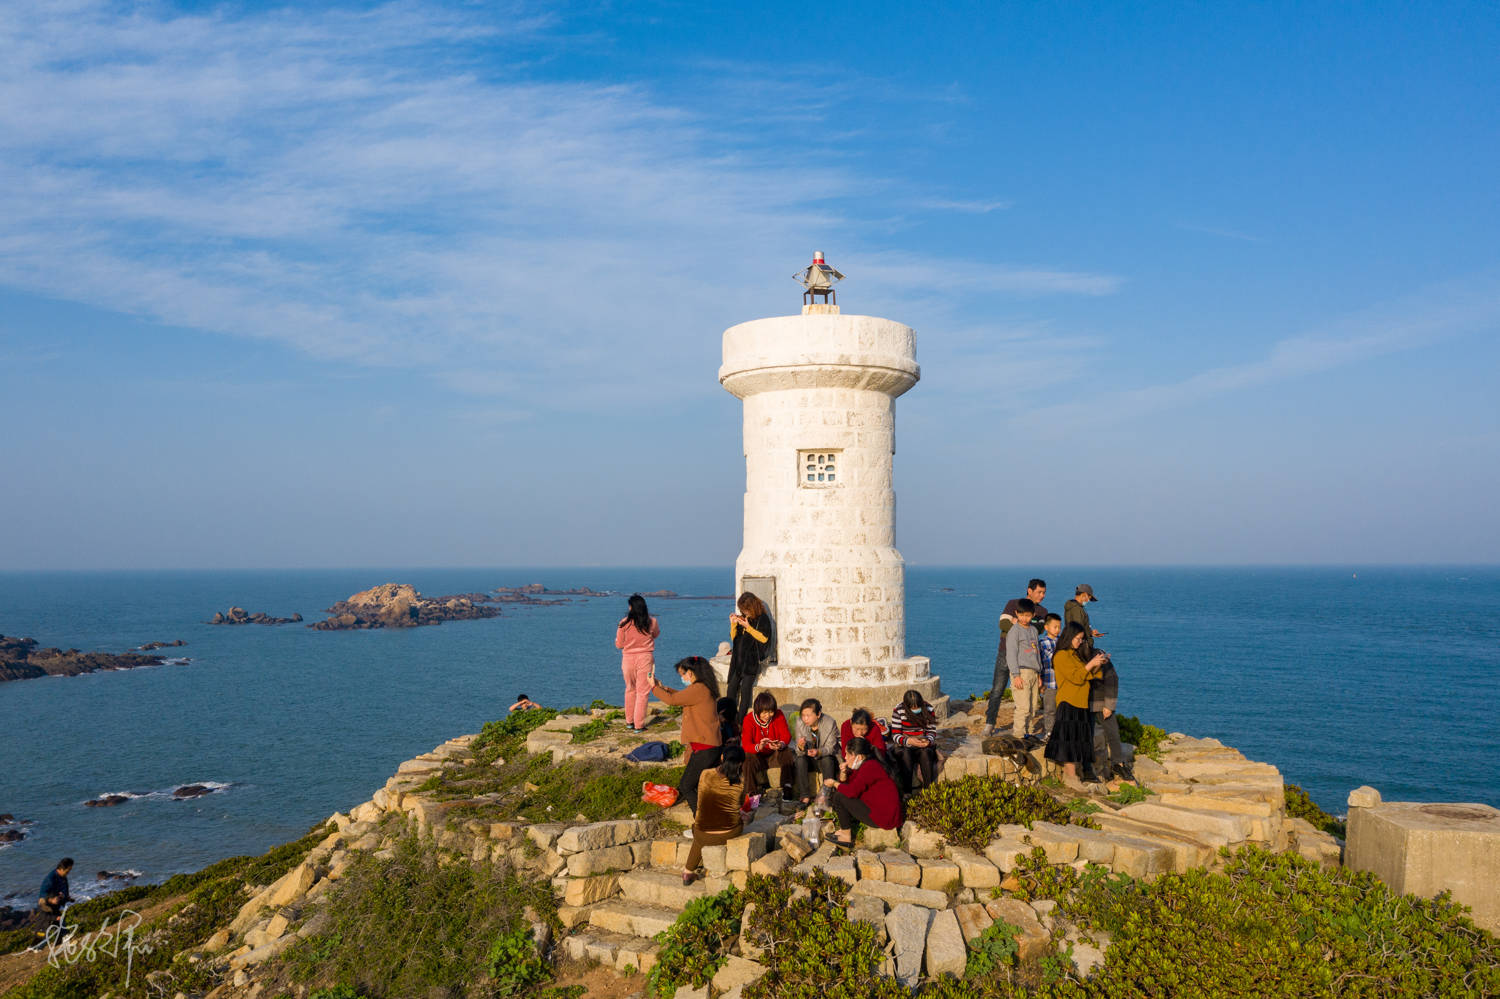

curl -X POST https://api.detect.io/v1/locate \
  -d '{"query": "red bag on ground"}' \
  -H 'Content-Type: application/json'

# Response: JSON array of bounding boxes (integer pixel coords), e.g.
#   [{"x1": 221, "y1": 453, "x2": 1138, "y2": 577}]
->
[{"x1": 641, "y1": 782, "x2": 678, "y2": 807}]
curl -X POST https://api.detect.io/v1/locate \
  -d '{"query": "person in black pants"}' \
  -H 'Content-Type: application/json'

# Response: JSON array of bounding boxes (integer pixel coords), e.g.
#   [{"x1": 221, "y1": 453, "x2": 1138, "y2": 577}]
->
[
  {"x1": 650, "y1": 657, "x2": 724, "y2": 814},
  {"x1": 32, "y1": 858, "x2": 73, "y2": 943},
  {"x1": 725, "y1": 592, "x2": 772, "y2": 721},
  {"x1": 985, "y1": 579, "x2": 1048, "y2": 733}
]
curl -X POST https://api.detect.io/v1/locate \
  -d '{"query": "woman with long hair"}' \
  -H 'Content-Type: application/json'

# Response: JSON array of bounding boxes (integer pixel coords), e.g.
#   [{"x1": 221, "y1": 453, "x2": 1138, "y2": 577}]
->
[
  {"x1": 888, "y1": 689, "x2": 940, "y2": 792},
  {"x1": 651, "y1": 656, "x2": 722, "y2": 817},
  {"x1": 1044, "y1": 621, "x2": 1109, "y2": 789},
  {"x1": 725, "y1": 591, "x2": 771, "y2": 720},
  {"x1": 615, "y1": 594, "x2": 659, "y2": 732},
  {"x1": 682, "y1": 745, "x2": 747, "y2": 885},
  {"x1": 822, "y1": 737, "x2": 901, "y2": 848}
]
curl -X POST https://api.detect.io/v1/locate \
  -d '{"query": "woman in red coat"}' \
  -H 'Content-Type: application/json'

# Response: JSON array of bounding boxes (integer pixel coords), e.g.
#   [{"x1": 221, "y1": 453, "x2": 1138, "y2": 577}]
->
[
  {"x1": 741, "y1": 691, "x2": 795, "y2": 798},
  {"x1": 822, "y1": 737, "x2": 901, "y2": 847}
]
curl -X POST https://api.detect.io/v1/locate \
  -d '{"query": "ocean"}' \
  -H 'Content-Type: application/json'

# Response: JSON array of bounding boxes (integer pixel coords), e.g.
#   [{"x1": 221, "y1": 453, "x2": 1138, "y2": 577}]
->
[{"x1": 1, "y1": 566, "x2": 1496, "y2": 901}]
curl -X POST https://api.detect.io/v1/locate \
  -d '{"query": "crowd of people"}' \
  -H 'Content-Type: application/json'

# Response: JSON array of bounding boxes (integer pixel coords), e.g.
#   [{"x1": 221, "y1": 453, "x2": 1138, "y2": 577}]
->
[{"x1": 604, "y1": 586, "x2": 1123, "y2": 884}]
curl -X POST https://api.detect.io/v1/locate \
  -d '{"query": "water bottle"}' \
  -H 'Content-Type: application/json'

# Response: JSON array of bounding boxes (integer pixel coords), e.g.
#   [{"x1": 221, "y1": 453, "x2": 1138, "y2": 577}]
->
[{"x1": 802, "y1": 812, "x2": 820, "y2": 849}]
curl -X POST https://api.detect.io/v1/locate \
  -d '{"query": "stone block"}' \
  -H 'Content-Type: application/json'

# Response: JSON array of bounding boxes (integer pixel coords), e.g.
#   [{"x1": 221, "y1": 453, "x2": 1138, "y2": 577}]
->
[
  {"x1": 825, "y1": 854, "x2": 858, "y2": 885},
  {"x1": 783, "y1": 832, "x2": 813, "y2": 862},
  {"x1": 885, "y1": 903, "x2": 934, "y2": 987},
  {"x1": 725, "y1": 832, "x2": 767, "y2": 870},
  {"x1": 557, "y1": 819, "x2": 648, "y2": 854},
  {"x1": 847, "y1": 893, "x2": 886, "y2": 928},
  {"x1": 564, "y1": 873, "x2": 620, "y2": 907},
  {"x1": 925, "y1": 908, "x2": 967, "y2": 978},
  {"x1": 1120, "y1": 802, "x2": 1253, "y2": 843},
  {"x1": 880, "y1": 850, "x2": 921, "y2": 886},
  {"x1": 983, "y1": 837, "x2": 1030, "y2": 872},
  {"x1": 751, "y1": 849, "x2": 793, "y2": 876},
  {"x1": 1346, "y1": 800, "x2": 1500, "y2": 934},
  {"x1": 1023, "y1": 822, "x2": 1080, "y2": 863},
  {"x1": 711, "y1": 956, "x2": 766, "y2": 994},
  {"x1": 918, "y1": 857, "x2": 960, "y2": 892},
  {"x1": 948, "y1": 847, "x2": 1000, "y2": 888},
  {"x1": 527, "y1": 823, "x2": 565, "y2": 850},
  {"x1": 861, "y1": 826, "x2": 901, "y2": 850},
  {"x1": 954, "y1": 902, "x2": 994, "y2": 944},
  {"x1": 651, "y1": 839, "x2": 686, "y2": 869},
  {"x1": 702, "y1": 845, "x2": 728, "y2": 877},
  {"x1": 589, "y1": 899, "x2": 678, "y2": 938},
  {"x1": 566, "y1": 845, "x2": 636, "y2": 877},
  {"x1": 794, "y1": 842, "x2": 836, "y2": 875},
  {"x1": 984, "y1": 897, "x2": 1050, "y2": 960},
  {"x1": 855, "y1": 849, "x2": 884, "y2": 881},
  {"x1": 906, "y1": 824, "x2": 947, "y2": 858},
  {"x1": 616, "y1": 937, "x2": 660, "y2": 974},
  {"x1": 851, "y1": 878, "x2": 949, "y2": 910}
]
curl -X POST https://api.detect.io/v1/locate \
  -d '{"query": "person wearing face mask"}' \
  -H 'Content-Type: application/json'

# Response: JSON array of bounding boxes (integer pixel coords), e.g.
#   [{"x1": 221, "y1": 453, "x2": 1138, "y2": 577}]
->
[
  {"x1": 822, "y1": 737, "x2": 901, "y2": 848},
  {"x1": 741, "y1": 691, "x2": 796, "y2": 798}
]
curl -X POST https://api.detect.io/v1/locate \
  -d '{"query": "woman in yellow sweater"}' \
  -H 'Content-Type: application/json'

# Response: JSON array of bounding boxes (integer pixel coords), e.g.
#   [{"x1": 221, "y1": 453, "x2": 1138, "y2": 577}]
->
[{"x1": 1044, "y1": 622, "x2": 1110, "y2": 788}]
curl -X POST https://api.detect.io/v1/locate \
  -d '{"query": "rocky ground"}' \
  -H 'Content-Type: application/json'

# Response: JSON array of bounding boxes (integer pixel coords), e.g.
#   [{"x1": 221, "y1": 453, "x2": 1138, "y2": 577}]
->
[
  {"x1": 160, "y1": 699, "x2": 1339, "y2": 999},
  {"x1": 208, "y1": 609, "x2": 301, "y2": 625},
  {"x1": 0, "y1": 634, "x2": 179, "y2": 683}
]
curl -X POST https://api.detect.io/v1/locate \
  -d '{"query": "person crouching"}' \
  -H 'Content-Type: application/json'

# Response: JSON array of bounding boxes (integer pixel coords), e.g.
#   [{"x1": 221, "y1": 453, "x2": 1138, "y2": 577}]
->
[{"x1": 823, "y1": 738, "x2": 901, "y2": 848}]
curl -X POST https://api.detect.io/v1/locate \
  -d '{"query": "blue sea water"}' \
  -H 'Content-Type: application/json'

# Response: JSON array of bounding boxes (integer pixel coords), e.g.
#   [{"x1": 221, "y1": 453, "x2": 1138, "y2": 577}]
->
[{"x1": 1, "y1": 566, "x2": 1497, "y2": 901}]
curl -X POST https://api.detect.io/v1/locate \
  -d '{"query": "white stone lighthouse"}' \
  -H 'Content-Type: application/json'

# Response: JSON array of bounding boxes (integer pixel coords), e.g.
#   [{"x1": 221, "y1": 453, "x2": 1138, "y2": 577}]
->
[{"x1": 715, "y1": 254, "x2": 945, "y2": 718}]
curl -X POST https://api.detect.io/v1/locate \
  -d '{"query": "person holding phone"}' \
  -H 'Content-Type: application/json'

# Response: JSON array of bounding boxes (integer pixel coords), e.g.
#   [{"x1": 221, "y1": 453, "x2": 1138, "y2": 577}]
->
[
  {"x1": 741, "y1": 691, "x2": 795, "y2": 798},
  {"x1": 650, "y1": 656, "x2": 723, "y2": 815},
  {"x1": 725, "y1": 592, "x2": 772, "y2": 721}
]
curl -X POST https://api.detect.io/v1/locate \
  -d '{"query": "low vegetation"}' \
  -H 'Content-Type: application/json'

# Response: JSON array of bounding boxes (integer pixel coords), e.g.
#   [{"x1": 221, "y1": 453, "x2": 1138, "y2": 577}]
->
[
  {"x1": 1284, "y1": 783, "x2": 1347, "y2": 838},
  {"x1": 275, "y1": 830, "x2": 559, "y2": 999},
  {"x1": 647, "y1": 887, "x2": 746, "y2": 997},
  {"x1": 1114, "y1": 716, "x2": 1166, "y2": 761},
  {"x1": 2, "y1": 825, "x2": 330, "y2": 998},
  {"x1": 906, "y1": 775, "x2": 1098, "y2": 851}
]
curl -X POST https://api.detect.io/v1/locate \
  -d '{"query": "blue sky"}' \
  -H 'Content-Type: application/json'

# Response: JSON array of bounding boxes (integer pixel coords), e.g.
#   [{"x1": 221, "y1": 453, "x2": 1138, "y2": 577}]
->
[{"x1": 2, "y1": 0, "x2": 1497, "y2": 569}]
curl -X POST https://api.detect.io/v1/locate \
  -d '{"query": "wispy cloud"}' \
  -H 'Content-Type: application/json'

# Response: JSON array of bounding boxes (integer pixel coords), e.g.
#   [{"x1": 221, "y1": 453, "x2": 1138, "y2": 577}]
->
[
  {"x1": 0, "y1": 0, "x2": 1120, "y2": 412},
  {"x1": 918, "y1": 198, "x2": 1013, "y2": 214},
  {"x1": 1015, "y1": 274, "x2": 1500, "y2": 435}
]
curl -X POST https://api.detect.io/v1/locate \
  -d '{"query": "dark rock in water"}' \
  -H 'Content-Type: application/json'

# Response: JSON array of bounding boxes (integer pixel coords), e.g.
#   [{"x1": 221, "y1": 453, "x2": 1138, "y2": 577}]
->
[
  {"x1": 0, "y1": 905, "x2": 31, "y2": 931},
  {"x1": 173, "y1": 784, "x2": 214, "y2": 799},
  {"x1": 1, "y1": 634, "x2": 171, "y2": 684},
  {"x1": 311, "y1": 583, "x2": 503, "y2": 630},
  {"x1": 137, "y1": 639, "x2": 187, "y2": 651},
  {"x1": 0, "y1": 814, "x2": 13, "y2": 823},
  {"x1": 85, "y1": 794, "x2": 133, "y2": 808},
  {"x1": 0, "y1": 829, "x2": 24, "y2": 843},
  {"x1": 96, "y1": 870, "x2": 134, "y2": 881},
  {"x1": 208, "y1": 607, "x2": 301, "y2": 625}
]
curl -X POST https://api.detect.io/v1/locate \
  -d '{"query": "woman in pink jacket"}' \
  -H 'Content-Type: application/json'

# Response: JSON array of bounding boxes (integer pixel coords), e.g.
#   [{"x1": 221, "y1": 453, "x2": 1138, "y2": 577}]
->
[{"x1": 615, "y1": 594, "x2": 660, "y2": 732}]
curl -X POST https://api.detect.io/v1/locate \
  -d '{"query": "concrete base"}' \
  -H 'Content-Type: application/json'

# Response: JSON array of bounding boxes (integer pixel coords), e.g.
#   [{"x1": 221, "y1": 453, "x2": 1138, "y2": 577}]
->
[
  {"x1": 1346, "y1": 798, "x2": 1500, "y2": 934},
  {"x1": 711, "y1": 655, "x2": 947, "y2": 721}
]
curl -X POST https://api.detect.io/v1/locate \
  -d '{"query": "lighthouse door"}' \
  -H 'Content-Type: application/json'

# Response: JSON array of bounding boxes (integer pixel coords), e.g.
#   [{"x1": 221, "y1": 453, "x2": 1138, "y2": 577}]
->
[{"x1": 739, "y1": 575, "x2": 778, "y2": 665}]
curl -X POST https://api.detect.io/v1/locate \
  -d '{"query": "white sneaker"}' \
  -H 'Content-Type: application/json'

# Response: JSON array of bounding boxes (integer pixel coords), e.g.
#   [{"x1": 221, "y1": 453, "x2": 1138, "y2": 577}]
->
[{"x1": 682, "y1": 828, "x2": 694, "y2": 838}]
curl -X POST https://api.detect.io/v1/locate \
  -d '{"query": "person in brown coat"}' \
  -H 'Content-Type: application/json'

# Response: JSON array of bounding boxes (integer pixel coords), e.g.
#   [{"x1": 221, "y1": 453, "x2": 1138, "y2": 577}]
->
[
  {"x1": 682, "y1": 745, "x2": 747, "y2": 885},
  {"x1": 651, "y1": 655, "x2": 723, "y2": 816}
]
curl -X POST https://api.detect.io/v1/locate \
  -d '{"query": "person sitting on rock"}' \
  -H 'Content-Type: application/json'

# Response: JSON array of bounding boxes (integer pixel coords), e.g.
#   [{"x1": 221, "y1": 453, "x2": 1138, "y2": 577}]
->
[
  {"x1": 683, "y1": 745, "x2": 747, "y2": 886},
  {"x1": 741, "y1": 691, "x2": 795, "y2": 799},
  {"x1": 32, "y1": 858, "x2": 72, "y2": 941},
  {"x1": 840, "y1": 707, "x2": 891, "y2": 771},
  {"x1": 889, "y1": 690, "x2": 941, "y2": 793},
  {"x1": 508, "y1": 693, "x2": 541, "y2": 712},
  {"x1": 650, "y1": 656, "x2": 722, "y2": 816},
  {"x1": 793, "y1": 698, "x2": 840, "y2": 807},
  {"x1": 823, "y1": 737, "x2": 901, "y2": 847}
]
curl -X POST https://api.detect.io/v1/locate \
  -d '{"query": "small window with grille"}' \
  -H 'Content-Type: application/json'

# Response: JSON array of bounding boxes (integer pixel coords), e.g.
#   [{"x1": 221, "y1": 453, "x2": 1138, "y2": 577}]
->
[{"x1": 799, "y1": 450, "x2": 842, "y2": 486}]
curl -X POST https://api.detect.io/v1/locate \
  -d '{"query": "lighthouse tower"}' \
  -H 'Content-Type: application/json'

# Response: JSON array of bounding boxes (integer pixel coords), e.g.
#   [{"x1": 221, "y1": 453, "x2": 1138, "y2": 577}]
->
[{"x1": 716, "y1": 253, "x2": 945, "y2": 719}]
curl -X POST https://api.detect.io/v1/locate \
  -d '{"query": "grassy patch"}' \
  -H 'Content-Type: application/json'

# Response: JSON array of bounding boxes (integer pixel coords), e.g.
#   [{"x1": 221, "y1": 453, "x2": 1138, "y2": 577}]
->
[
  {"x1": 569, "y1": 719, "x2": 609, "y2": 744},
  {"x1": 278, "y1": 830, "x2": 556, "y2": 999},
  {"x1": 2, "y1": 825, "x2": 328, "y2": 996},
  {"x1": 906, "y1": 775, "x2": 1096, "y2": 852},
  {"x1": 412, "y1": 750, "x2": 684, "y2": 823},
  {"x1": 1106, "y1": 783, "x2": 1152, "y2": 806},
  {"x1": 647, "y1": 887, "x2": 745, "y2": 997}
]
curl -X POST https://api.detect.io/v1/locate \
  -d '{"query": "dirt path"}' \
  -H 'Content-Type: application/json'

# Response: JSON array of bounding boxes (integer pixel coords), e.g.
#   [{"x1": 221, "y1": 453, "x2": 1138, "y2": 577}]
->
[{"x1": 0, "y1": 895, "x2": 182, "y2": 995}]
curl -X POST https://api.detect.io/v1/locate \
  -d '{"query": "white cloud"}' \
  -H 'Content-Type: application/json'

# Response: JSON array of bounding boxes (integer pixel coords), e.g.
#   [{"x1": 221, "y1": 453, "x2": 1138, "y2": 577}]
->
[{"x1": 0, "y1": 0, "x2": 1121, "y2": 411}]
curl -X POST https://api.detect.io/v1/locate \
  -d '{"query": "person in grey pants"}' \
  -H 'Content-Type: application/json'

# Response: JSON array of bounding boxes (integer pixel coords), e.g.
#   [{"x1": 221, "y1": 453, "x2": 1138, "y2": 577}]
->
[{"x1": 1089, "y1": 655, "x2": 1127, "y2": 781}]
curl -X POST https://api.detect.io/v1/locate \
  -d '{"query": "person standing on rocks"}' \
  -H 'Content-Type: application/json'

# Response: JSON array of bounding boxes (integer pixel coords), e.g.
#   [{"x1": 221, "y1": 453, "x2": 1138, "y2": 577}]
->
[
  {"x1": 1065, "y1": 585, "x2": 1125, "y2": 782},
  {"x1": 985, "y1": 579, "x2": 1048, "y2": 735},
  {"x1": 1045, "y1": 624, "x2": 1108, "y2": 789},
  {"x1": 615, "y1": 594, "x2": 660, "y2": 733},
  {"x1": 650, "y1": 656, "x2": 723, "y2": 815},
  {"x1": 725, "y1": 592, "x2": 772, "y2": 721}
]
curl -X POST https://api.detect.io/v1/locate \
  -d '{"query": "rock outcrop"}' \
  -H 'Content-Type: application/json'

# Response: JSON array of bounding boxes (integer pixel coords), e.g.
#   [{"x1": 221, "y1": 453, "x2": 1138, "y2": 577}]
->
[
  {"x1": 0, "y1": 634, "x2": 176, "y2": 684},
  {"x1": 209, "y1": 608, "x2": 302, "y2": 625},
  {"x1": 309, "y1": 584, "x2": 502, "y2": 630},
  {"x1": 137, "y1": 639, "x2": 187, "y2": 650}
]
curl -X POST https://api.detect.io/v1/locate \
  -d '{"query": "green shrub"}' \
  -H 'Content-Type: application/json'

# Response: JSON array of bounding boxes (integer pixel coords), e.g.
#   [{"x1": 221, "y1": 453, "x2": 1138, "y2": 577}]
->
[
  {"x1": 1115, "y1": 715, "x2": 1166, "y2": 761},
  {"x1": 1285, "y1": 783, "x2": 1347, "y2": 838},
  {"x1": 964, "y1": 918, "x2": 1019, "y2": 977},
  {"x1": 280, "y1": 830, "x2": 556, "y2": 999},
  {"x1": 469, "y1": 709, "x2": 559, "y2": 764},
  {"x1": 741, "y1": 870, "x2": 907, "y2": 999},
  {"x1": 906, "y1": 776, "x2": 1096, "y2": 852},
  {"x1": 1106, "y1": 783, "x2": 1151, "y2": 806},
  {"x1": 569, "y1": 719, "x2": 609, "y2": 744},
  {"x1": 648, "y1": 887, "x2": 745, "y2": 997},
  {"x1": 309, "y1": 987, "x2": 365, "y2": 999}
]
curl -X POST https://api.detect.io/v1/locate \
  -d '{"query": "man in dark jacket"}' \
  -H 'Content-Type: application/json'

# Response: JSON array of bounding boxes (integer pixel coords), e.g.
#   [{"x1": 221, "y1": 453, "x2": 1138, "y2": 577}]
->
[{"x1": 32, "y1": 858, "x2": 73, "y2": 942}]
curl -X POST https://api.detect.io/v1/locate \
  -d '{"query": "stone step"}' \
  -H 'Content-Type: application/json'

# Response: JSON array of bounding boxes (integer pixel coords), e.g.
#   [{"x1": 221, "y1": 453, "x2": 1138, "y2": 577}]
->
[
  {"x1": 561, "y1": 928, "x2": 661, "y2": 974},
  {"x1": 1120, "y1": 802, "x2": 1253, "y2": 843},
  {"x1": 588, "y1": 899, "x2": 681, "y2": 938},
  {"x1": 1089, "y1": 813, "x2": 1217, "y2": 872},
  {"x1": 619, "y1": 868, "x2": 711, "y2": 909}
]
